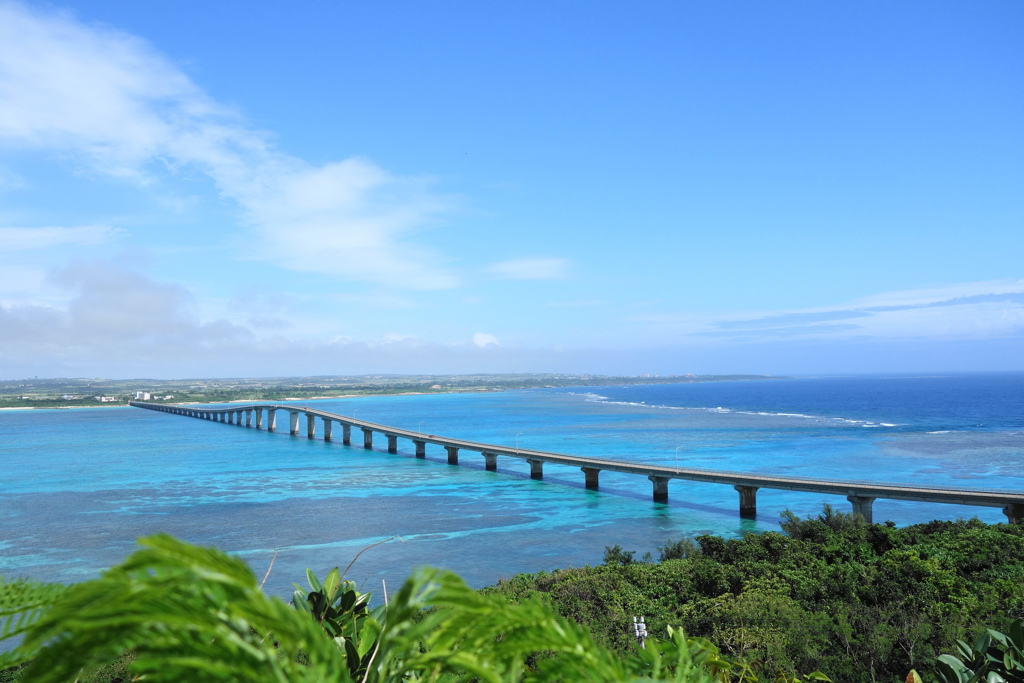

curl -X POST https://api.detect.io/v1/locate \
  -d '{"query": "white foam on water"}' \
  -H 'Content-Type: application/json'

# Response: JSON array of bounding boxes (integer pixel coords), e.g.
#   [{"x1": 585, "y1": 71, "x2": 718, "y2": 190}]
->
[{"x1": 571, "y1": 392, "x2": 903, "y2": 427}]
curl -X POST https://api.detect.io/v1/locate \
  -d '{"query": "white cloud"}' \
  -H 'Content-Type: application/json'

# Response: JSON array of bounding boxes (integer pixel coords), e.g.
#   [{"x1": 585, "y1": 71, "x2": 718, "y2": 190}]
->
[
  {"x1": 847, "y1": 279, "x2": 1024, "y2": 308},
  {"x1": 487, "y1": 257, "x2": 570, "y2": 280},
  {"x1": 382, "y1": 332, "x2": 417, "y2": 344},
  {"x1": 0, "y1": 1, "x2": 457, "y2": 289},
  {"x1": 472, "y1": 332, "x2": 499, "y2": 347},
  {"x1": 0, "y1": 262, "x2": 584, "y2": 378},
  {"x1": 628, "y1": 279, "x2": 1024, "y2": 344},
  {"x1": 0, "y1": 225, "x2": 120, "y2": 251}
]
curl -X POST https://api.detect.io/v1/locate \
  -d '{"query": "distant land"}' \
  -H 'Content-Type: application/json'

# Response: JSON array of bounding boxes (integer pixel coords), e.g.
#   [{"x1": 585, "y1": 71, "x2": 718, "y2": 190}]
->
[{"x1": 0, "y1": 373, "x2": 781, "y2": 409}]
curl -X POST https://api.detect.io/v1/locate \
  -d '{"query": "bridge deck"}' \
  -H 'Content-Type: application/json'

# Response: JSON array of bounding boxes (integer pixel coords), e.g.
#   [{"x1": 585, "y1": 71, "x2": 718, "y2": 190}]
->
[{"x1": 129, "y1": 402, "x2": 1024, "y2": 515}]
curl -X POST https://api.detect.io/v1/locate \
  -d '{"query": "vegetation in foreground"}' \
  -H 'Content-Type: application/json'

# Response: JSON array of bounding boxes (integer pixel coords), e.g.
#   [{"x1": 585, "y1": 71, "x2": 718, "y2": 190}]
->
[
  {"x1": 1, "y1": 509, "x2": 1021, "y2": 682},
  {"x1": 1, "y1": 534, "x2": 829, "y2": 683},
  {"x1": 487, "y1": 508, "x2": 1024, "y2": 682}
]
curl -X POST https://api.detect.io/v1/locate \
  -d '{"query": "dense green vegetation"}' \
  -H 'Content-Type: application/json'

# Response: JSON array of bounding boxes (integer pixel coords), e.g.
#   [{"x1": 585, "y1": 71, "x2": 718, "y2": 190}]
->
[
  {"x1": 3, "y1": 510, "x2": 1021, "y2": 681},
  {"x1": 486, "y1": 508, "x2": 1024, "y2": 682},
  {"x1": 1, "y1": 535, "x2": 825, "y2": 682}
]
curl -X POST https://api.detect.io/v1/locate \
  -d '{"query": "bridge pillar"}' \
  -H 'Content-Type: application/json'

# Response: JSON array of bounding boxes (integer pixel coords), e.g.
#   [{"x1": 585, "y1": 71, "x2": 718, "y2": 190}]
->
[
  {"x1": 735, "y1": 485, "x2": 759, "y2": 518},
  {"x1": 387, "y1": 435, "x2": 398, "y2": 453},
  {"x1": 267, "y1": 409, "x2": 276, "y2": 432},
  {"x1": 527, "y1": 459, "x2": 543, "y2": 479},
  {"x1": 446, "y1": 446, "x2": 459, "y2": 464},
  {"x1": 1003, "y1": 503, "x2": 1024, "y2": 524},
  {"x1": 255, "y1": 408, "x2": 263, "y2": 429},
  {"x1": 220, "y1": 413, "x2": 226, "y2": 423},
  {"x1": 483, "y1": 452, "x2": 498, "y2": 471},
  {"x1": 236, "y1": 410, "x2": 243, "y2": 424},
  {"x1": 322, "y1": 418, "x2": 332, "y2": 441},
  {"x1": 289, "y1": 412, "x2": 300, "y2": 435},
  {"x1": 342, "y1": 424, "x2": 351, "y2": 445},
  {"x1": 582, "y1": 467, "x2": 600, "y2": 490},
  {"x1": 414, "y1": 440, "x2": 426, "y2": 458},
  {"x1": 245, "y1": 410, "x2": 252, "y2": 427},
  {"x1": 306, "y1": 414, "x2": 316, "y2": 439},
  {"x1": 229, "y1": 412, "x2": 236, "y2": 425},
  {"x1": 649, "y1": 475, "x2": 669, "y2": 502},
  {"x1": 847, "y1": 495, "x2": 875, "y2": 524},
  {"x1": 362, "y1": 428, "x2": 373, "y2": 449}
]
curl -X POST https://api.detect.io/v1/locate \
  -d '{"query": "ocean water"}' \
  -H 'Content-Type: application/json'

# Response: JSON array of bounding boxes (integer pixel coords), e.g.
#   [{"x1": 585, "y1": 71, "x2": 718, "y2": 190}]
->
[{"x1": 1, "y1": 373, "x2": 1022, "y2": 600}]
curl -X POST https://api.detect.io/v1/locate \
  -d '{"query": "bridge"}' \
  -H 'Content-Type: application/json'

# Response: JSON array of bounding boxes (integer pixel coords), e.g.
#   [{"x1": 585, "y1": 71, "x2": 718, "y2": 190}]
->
[{"x1": 130, "y1": 401, "x2": 1024, "y2": 524}]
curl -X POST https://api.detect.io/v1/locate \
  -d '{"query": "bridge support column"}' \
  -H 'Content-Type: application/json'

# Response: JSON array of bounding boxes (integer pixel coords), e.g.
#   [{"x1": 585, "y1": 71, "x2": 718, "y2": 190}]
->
[
  {"x1": 225, "y1": 412, "x2": 231, "y2": 424},
  {"x1": 1003, "y1": 503, "x2": 1024, "y2": 524},
  {"x1": 342, "y1": 424, "x2": 351, "y2": 445},
  {"x1": 322, "y1": 418, "x2": 332, "y2": 441},
  {"x1": 306, "y1": 414, "x2": 316, "y2": 439},
  {"x1": 289, "y1": 412, "x2": 300, "y2": 435},
  {"x1": 245, "y1": 410, "x2": 252, "y2": 427},
  {"x1": 414, "y1": 440, "x2": 426, "y2": 458},
  {"x1": 255, "y1": 408, "x2": 263, "y2": 429},
  {"x1": 847, "y1": 495, "x2": 875, "y2": 524},
  {"x1": 362, "y1": 428, "x2": 373, "y2": 449},
  {"x1": 235, "y1": 410, "x2": 243, "y2": 424},
  {"x1": 528, "y1": 459, "x2": 543, "y2": 479},
  {"x1": 446, "y1": 446, "x2": 459, "y2": 464},
  {"x1": 735, "y1": 485, "x2": 759, "y2": 518},
  {"x1": 387, "y1": 435, "x2": 398, "y2": 453},
  {"x1": 483, "y1": 452, "x2": 498, "y2": 471},
  {"x1": 582, "y1": 467, "x2": 600, "y2": 490},
  {"x1": 267, "y1": 409, "x2": 276, "y2": 432},
  {"x1": 649, "y1": 475, "x2": 669, "y2": 502}
]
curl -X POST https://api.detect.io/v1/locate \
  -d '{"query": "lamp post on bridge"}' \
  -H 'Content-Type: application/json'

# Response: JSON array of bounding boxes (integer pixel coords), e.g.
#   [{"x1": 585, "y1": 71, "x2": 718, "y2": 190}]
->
[
  {"x1": 675, "y1": 446, "x2": 684, "y2": 472},
  {"x1": 418, "y1": 421, "x2": 423, "y2": 434}
]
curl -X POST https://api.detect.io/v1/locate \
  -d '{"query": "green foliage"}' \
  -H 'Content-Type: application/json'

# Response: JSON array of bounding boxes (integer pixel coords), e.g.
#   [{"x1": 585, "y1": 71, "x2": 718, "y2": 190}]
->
[
  {"x1": 0, "y1": 576, "x2": 68, "y2": 669},
  {"x1": 3, "y1": 534, "x2": 758, "y2": 683},
  {"x1": 292, "y1": 566, "x2": 378, "y2": 679},
  {"x1": 604, "y1": 544, "x2": 637, "y2": 566},
  {"x1": 487, "y1": 511, "x2": 1024, "y2": 682},
  {"x1": 659, "y1": 538, "x2": 699, "y2": 562},
  {"x1": 933, "y1": 619, "x2": 1024, "y2": 683}
]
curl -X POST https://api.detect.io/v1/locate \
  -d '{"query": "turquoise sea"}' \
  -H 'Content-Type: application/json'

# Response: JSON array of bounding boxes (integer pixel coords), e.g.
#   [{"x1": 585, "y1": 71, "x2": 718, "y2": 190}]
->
[{"x1": 1, "y1": 373, "x2": 1022, "y2": 600}]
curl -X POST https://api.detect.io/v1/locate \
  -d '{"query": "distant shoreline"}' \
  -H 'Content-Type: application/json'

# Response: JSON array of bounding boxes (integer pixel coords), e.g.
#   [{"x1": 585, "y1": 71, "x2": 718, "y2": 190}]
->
[{"x1": 1, "y1": 376, "x2": 782, "y2": 410}]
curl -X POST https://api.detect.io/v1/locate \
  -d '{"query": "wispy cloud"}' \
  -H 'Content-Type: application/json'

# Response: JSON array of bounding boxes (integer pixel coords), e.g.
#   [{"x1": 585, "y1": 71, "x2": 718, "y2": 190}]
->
[
  {"x1": 633, "y1": 279, "x2": 1024, "y2": 343},
  {"x1": 0, "y1": 225, "x2": 120, "y2": 251},
  {"x1": 486, "y1": 257, "x2": 570, "y2": 280},
  {"x1": 0, "y1": 1, "x2": 457, "y2": 290}
]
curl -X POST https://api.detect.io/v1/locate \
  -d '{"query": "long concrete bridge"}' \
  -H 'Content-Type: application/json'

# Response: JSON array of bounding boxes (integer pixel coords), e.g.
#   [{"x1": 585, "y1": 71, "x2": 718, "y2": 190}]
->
[{"x1": 130, "y1": 401, "x2": 1024, "y2": 524}]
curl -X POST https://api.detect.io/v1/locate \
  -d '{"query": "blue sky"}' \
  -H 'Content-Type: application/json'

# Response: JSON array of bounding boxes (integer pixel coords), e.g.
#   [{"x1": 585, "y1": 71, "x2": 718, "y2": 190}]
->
[{"x1": 0, "y1": 0, "x2": 1021, "y2": 378}]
